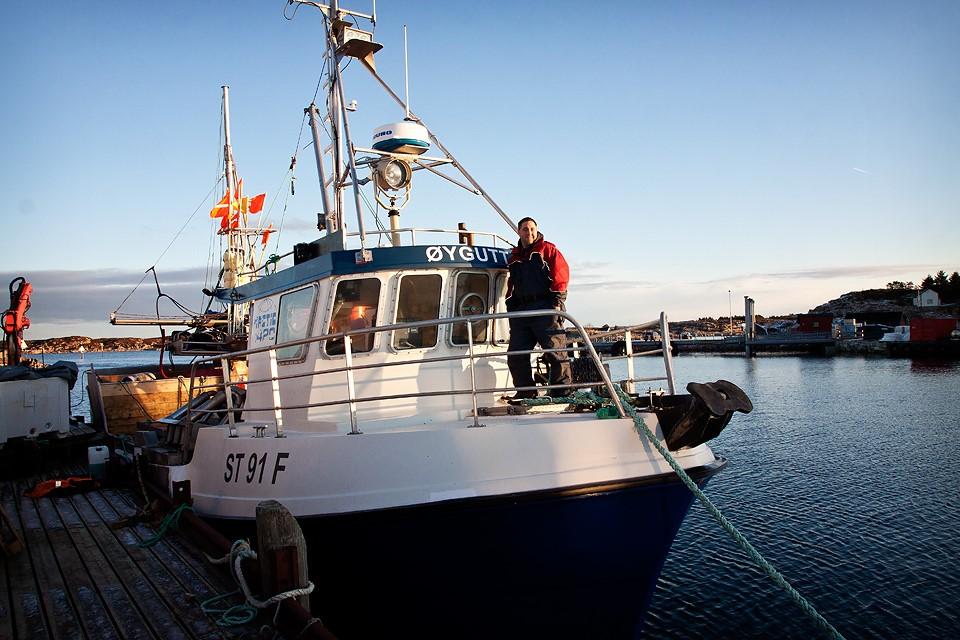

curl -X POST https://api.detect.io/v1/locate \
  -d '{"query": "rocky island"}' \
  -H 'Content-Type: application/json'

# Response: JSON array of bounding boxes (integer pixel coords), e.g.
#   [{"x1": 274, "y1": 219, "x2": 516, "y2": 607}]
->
[{"x1": 25, "y1": 336, "x2": 164, "y2": 354}]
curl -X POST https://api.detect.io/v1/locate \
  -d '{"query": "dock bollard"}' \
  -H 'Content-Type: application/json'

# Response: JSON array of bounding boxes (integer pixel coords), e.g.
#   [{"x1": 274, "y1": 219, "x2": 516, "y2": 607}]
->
[{"x1": 256, "y1": 500, "x2": 311, "y2": 611}]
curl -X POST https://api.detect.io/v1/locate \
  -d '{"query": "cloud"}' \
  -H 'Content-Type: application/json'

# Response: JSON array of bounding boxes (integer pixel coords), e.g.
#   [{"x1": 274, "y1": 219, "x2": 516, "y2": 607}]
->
[
  {"x1": 852, "y1": 167, "x2": 870, "y2": 175},
  {"x1": 569, "y1": 279, "x2": 656, "y2": 291},
  {"x1": 572, "y1": 260, "x2": 612, "y2": 270},
  {"x1": 570, "y1": 260, "x2": 656, "y2": 290},
  {"x1": 696, "y1": 263, "x2": 944, "y2": 285}
]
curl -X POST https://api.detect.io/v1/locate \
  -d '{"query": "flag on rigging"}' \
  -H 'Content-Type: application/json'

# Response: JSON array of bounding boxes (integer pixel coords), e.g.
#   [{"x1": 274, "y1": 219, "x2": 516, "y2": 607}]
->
[
  {"x1": 261, "y1": 224, "x2": 275, "y2": 247},
  {"x1": 209, "y1": 178, "x2": 266, "y2": 230}
]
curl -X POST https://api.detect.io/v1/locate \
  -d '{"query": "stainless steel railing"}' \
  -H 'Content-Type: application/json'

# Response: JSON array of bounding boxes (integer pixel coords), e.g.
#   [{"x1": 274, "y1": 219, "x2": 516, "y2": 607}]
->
[
  {"x1": 185, "y1": 309, "x2": 676, "y2": 437},
  {"x1": 343, "y1": 227, "x2": 515, "y2": 248},
  {"x1": 583, "y1": 313, "x2": 677, "y2": 394}
]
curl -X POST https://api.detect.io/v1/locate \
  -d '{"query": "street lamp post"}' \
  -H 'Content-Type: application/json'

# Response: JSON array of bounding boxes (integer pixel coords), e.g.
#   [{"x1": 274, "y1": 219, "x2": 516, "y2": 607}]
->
[{"x1": 728, "y1": 289, "x2": 733, "y2": 335}]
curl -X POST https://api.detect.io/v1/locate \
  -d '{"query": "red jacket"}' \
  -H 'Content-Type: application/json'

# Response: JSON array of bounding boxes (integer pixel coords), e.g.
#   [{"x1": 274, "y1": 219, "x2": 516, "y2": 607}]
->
[{"x1": 506, "y1": 233, "x2": 569, "y2": 310}]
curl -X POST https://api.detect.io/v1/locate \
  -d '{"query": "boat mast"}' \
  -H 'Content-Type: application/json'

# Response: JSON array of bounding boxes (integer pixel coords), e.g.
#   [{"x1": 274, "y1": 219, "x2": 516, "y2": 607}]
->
[{"x1": 222, "y1": 85, "x2": 246, "y2": 337}]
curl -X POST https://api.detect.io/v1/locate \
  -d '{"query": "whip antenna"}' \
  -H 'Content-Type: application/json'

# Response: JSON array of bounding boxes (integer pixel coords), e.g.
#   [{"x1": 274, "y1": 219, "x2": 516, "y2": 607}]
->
[{"x1": 403, "y1": 24, "x2": 410, "y2": 118}]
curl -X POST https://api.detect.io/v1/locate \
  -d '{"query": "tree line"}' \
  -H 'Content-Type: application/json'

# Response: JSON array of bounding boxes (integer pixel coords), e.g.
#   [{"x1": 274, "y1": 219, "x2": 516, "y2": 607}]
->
[{"x1": 887, "y1": 270, "x2": 960, "y2": 303}]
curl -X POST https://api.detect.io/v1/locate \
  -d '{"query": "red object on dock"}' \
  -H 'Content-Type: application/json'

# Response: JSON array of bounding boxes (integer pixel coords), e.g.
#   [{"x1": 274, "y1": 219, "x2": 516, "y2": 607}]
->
[
  {"x1": 797, "y1": 314, "x2": 833, "y2": 334},
  {"x1": 909, "y1": 317, "x2": 959, "y2": 342}
]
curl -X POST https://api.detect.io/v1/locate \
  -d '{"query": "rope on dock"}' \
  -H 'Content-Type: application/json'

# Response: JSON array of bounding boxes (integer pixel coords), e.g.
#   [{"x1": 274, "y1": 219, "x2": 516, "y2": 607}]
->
[
  {"x1": 137, "y1": 503, "x2": 193, "y2": 548},
  {"x1": 520, "y1": 388, "x2": 847, "y2": 640},
  {"x1": 205, "y1": 540, "x2": 318, "y2": 627}
]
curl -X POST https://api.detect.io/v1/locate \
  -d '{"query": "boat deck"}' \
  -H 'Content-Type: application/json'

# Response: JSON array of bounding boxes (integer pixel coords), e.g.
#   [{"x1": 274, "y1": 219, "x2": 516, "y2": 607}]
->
[{"x1": 0, "y1": 462, "x2": 261, "y2": 639}]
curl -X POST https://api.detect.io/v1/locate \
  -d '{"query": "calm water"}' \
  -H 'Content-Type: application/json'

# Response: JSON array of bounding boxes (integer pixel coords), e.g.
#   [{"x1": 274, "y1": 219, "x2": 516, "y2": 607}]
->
[
  {"x1": 612, "y1": 354, "x2": 960, "y2": 639},
  {"x1": 51, "y1": 350, "x2": 960, "y2": 638}
]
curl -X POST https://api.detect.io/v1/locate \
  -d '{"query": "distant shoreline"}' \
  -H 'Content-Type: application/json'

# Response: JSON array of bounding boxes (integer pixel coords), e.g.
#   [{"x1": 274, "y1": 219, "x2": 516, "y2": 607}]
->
[{"x1": 24, "y1": 336, "x2": 164, "y2": 355}]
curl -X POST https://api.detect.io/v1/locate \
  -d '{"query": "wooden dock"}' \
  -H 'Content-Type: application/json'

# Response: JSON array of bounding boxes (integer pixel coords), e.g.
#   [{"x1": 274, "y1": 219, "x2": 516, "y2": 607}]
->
[{"x1": 0, "y1": 464, "x2": 263, "y2": 640}]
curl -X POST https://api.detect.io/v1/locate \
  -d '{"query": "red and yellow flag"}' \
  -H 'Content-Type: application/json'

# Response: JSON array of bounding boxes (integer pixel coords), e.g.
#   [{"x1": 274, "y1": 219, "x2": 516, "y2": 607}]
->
[{"x1": 209, "y1": 178, "x2": 266, "y2": 227}]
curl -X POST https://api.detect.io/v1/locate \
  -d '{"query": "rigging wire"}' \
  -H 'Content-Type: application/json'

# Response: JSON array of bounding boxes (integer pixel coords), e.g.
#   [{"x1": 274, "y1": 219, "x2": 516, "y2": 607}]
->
[{"x1": 113, "y1": 179, "x2": 222, "y2": 314}]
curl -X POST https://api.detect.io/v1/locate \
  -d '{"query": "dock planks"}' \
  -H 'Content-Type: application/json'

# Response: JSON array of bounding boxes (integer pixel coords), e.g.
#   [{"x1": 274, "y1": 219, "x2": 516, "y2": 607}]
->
[{"x1": 0, "y1": 464, "x2": 260, "y2": 640}]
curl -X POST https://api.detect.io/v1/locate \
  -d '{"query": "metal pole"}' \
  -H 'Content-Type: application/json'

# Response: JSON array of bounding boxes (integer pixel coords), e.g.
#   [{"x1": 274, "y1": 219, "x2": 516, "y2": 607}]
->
[
  {"x1": 624, "y1": 329, "x2": 635, "y2": 394},
  {"x1": 403, "y1": 24, "x2": 410, "y2": 119},
  {"x1": 466, "y1": 320, "x2": 483, "y2": 428},
  {"x1": 333, "y1": 55, "x2": 368, "y2": 246},
  {"x1": 728, "y1": 289, "x2": 733, "y2": 335},
  {"x1": 659, "y1": 312, "x2": 676, "y2": 395},
  {"x1": 269, "y1": 349, "x2": 285, "y2": 437},
  {"x1": 344, "y1": 335, "x2": 361, "y2": 434},
  {"x1": 221, "y1": 357, "x2": 237, "y2": 437},
  {"x1": 222, "y1": 86, "x2": 236, "y2": 203},
  {"x1": 306, "y1": 103, "x2": 333, "y2": 231},
  {"x1": 325, "y1": 8, "x2": 344, "y2": 228}
]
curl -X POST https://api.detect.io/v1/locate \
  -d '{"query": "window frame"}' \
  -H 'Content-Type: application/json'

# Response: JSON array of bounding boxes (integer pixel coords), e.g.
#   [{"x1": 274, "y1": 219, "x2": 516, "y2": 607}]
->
[
  {"x1": 390, "y1": 272, "x2": 444, "y2": 353},
  {"x1": 492, "y1": 272, "x2": 510, "y2": 345},
  {"x1": 448, "y1": 269, "x2": 493, "y2": 347},
  {"x1": 275, "y1": 284, "x2": 319, "y2": 365},
  {"x1": 322, "y1": 275, "x2": 384, "y2": 358}
]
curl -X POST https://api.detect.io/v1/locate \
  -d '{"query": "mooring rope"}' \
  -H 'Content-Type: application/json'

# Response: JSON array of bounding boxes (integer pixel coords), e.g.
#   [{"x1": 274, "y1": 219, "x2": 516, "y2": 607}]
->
[
  {"x1": 520, "y1": 388, "x2": 846, "y2": 639},
  {"x1": 204, "y1": 540, "x2": 318, "y2": 627},
  {"x1": 137, "y1": 503, "x2": 193, "y2": 548}
]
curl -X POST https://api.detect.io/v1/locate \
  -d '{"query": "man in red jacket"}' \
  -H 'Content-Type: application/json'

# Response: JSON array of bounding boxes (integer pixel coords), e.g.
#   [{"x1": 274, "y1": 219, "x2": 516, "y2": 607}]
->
[{"x1": 505, "y1": 217, "x2": 572, "y2": 399}]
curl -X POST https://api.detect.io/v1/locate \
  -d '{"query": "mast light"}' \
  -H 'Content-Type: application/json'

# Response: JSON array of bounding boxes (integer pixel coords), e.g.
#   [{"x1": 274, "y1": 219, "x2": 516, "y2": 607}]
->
[{"x1": 375, "y1": 158, "x2": 412, "y2": 191}]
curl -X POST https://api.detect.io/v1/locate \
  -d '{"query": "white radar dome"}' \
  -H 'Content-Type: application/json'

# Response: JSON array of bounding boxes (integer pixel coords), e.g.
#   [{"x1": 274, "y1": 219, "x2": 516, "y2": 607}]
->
[{"x1": 372, "y1": 121, "x2": 430, "y2": 155}]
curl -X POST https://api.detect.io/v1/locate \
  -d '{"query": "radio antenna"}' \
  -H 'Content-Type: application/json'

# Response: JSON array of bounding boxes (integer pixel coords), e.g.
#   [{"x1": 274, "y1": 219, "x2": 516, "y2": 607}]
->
[{"x1": 403, "y1": 24, "x2": 411, "y2": 119}]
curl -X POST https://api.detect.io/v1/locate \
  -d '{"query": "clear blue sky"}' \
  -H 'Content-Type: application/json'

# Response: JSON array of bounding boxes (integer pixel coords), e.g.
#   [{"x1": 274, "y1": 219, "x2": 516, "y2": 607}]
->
[{"x1": 2, "y1": 0, "x2": 958, "y2": 339}]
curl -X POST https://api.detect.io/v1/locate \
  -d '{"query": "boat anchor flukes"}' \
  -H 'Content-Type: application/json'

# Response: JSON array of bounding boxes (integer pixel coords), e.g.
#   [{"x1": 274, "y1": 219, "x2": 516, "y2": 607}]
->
[{"x1": 654, "y1": 380, "x2": 753, "y2": 450}]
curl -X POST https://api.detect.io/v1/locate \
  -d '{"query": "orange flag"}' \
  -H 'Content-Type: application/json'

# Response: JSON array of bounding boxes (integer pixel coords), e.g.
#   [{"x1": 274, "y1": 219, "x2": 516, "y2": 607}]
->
[
  {"x1": 245, "y1": 193, "x2": 266, "y2": 214},
  {"x1": 210, "y1": 191, "x2": 230, "y2": 218},
  {"x1": 261, "y1": 224, "x2": 275, "y2": 247}
]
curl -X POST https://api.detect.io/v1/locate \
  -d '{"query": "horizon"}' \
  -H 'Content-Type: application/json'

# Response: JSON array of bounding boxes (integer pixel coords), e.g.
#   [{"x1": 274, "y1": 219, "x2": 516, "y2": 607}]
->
[{"x1": 3, "y1": 1, "x2": 958, "y2": 340}]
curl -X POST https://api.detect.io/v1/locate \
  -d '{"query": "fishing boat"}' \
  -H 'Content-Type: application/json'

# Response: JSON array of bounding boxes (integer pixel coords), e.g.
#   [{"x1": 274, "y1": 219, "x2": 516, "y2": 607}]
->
[{"x1": 123, "y1": 2, "x2": 753, "y2": 637}]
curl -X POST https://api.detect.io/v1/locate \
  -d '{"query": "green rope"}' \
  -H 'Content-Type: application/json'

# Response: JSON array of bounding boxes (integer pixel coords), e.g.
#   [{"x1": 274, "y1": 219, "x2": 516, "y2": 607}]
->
[
  {"x1": 611, "y1": 386, "x2": 846, "y2": 640},
  {"x1": 136, "y1": 503, "x2": 194, "y2": 548},
  {"x1": 200, "y1": 589, "x2": 257, "y2": 627},
  {"x1": 522, "y1": 388, "x2": 846, "y2": 639}
]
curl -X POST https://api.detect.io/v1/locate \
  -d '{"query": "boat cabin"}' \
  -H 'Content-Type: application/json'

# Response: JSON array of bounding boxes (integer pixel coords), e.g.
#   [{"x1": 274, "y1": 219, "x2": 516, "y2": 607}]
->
[{"x1": 221, "y1": 240, "x2": 519, "y2": 432}]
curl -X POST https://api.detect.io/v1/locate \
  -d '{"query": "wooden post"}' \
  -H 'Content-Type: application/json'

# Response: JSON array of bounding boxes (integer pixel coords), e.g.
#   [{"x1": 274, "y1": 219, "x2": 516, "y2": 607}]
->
[
  {"x1": 0, "y1": 503, "x2": 24, "y2": 556},
  {"x1": 256, "y1": 500, "x2": 310, "y2": 611}
]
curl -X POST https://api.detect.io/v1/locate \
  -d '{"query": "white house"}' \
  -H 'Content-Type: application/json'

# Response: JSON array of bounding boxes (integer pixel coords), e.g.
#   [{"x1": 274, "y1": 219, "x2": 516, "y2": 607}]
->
[{"x1": 915, "y1": 288, "x2": 941, "y2": 307}]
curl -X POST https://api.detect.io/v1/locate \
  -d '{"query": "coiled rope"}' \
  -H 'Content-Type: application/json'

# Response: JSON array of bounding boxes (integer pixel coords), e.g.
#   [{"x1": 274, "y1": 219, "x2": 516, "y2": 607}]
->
[
  {"x1": 204, "y1": 540, "x2": 317, "y2": 627},
  {"x1": 522, "y1": 388, "x2": 846, "y2": 639}
]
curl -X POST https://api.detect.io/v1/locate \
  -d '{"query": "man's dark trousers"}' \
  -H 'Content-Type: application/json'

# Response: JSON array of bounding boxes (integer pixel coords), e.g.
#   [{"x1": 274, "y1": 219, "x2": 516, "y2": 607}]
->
[{"x1": 507, "y1": 314, "x2": 572, "y2": 391}]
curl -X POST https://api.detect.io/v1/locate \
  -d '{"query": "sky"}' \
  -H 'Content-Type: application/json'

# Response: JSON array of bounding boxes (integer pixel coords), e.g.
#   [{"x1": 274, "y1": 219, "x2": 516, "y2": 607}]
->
[{"x1": 2, "y1": 0, "x2": 958, "y2": 339}]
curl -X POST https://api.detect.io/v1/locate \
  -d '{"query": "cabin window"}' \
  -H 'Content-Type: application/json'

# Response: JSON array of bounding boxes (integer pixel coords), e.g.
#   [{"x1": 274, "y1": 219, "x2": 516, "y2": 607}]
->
[
  {"x1": 393, "y1": 274, "x2": 442, "y2": 350},
  {"x1": 451, "y1": 272, "x2": 490, "y2": 345},
  {"x1": 326, "y1": 278, "x2": 381, "y2": 355},
  {"x1": 276, "y1": 286, "x2": 317, "y2": 361},
  {"x1": 493, "y1": 273, "x2": 509, "y2": 344}
]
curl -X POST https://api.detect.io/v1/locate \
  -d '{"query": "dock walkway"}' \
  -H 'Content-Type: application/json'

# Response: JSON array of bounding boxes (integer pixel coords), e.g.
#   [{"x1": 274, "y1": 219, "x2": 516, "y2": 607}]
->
[{"x1": 0, "y1": 464, "x2": 262, "y2": 640}]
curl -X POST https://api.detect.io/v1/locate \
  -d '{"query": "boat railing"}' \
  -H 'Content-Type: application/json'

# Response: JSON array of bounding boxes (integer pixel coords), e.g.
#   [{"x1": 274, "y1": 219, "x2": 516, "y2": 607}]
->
[
  {"x1": 184, "y1": 309, "x2": 677, "y2": 437},
  {"x1": 343, "y1": 227, "x2": 515, "y2": 248},
  {"x1": 584, "y1": 317, "x2": 677, "y2": 395}
]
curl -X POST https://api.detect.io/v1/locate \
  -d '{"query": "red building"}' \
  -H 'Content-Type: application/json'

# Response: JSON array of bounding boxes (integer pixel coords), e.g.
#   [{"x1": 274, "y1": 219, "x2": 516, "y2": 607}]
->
[
  {"x1": 796, "y1": 314, "x2": 833, "y2": 334},
  {"x1": 909, "y1": 317, "x2": 959, "y2": 342}
]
